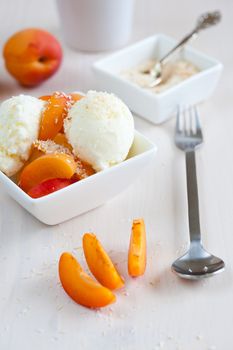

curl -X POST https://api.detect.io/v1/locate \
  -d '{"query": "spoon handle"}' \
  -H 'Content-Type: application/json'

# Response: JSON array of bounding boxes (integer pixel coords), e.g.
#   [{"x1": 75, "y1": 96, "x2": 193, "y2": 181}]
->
[
  {"x1": 185, "y1": 150, "x2": 201, "y2": 243},
  {"x1": 160, "y1": 29, "x2": 198, "y2": 64}
]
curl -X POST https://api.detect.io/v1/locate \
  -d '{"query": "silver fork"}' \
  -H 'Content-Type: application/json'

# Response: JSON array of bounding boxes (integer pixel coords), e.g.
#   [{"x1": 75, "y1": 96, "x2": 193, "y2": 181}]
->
[{"x1": 172, "y1": 106, "x2": 225, "y2": 279}]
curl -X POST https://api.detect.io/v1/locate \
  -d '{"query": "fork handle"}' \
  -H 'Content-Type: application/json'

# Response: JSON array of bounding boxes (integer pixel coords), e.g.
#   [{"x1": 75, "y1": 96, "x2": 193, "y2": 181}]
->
[{"x1": 185, "y1": 150, "x2": 201, "y2": 242}]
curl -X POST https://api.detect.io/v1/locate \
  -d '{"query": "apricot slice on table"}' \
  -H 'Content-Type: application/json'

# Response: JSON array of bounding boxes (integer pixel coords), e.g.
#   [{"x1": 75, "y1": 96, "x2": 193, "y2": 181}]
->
[
  {"x1": 128, "y1": 219, "x2": 147, "y2": 277},
  {"x1": 59, "y1": 252, "x2": 116, "y2": 308},
  {"x1": 27, "y1": 178, "x2": 75, "y2": 198},
  {"x1": 39, "y1": 92, "x2": 72, "y2": 140},
  {"x1": 19, "y1": 153, "x2": 76, "y2": 192},
  {"x1": 83, "y1": 233, "x2": 124, "y2": 290}
]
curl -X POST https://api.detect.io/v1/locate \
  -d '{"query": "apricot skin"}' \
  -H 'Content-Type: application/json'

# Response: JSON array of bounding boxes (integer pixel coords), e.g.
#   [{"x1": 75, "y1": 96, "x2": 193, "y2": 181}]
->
[
  {"x1": 3, "y1": 28, "x2": 62, "y2": 87},
  {"x1": 19, "y1": 154, "x2": 76, "y2": 192},
  {"x1": 83, "y1": 233, "x2": 124, "y2": 290},
  {"x1": 59, "y1": 252, "x2": 116, "y2": 308},
  {"x1": 27, "y1": 178, "x2": 75, "y2": 198},
  {"x1": 39, "y1": 92, "x2": 72, "y2": 141},
  {"x1": 128, "y1": 219, "x2": 147, "y2": 277}
]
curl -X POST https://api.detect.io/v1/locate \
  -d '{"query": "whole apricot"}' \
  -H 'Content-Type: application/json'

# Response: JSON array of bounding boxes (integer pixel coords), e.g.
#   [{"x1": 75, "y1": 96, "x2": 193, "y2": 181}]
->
[{"x1": 3, "y1": 28, "x2": 62, "y2": 87}]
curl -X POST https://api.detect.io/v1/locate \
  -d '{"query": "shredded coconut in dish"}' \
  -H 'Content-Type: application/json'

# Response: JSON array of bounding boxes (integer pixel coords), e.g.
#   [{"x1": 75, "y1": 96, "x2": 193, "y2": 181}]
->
[{"x1": 121, "y1": 59, "x2": 199, "y2": 93}]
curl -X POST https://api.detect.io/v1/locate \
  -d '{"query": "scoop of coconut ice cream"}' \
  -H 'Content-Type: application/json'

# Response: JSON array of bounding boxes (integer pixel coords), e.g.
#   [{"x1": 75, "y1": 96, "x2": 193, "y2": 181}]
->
[
  {"x1": 0, "y1": 95, "x2": 45, "y2": 176},
  {"x1": 64, "y1": 91, "x2": 134, "y2": 171}
]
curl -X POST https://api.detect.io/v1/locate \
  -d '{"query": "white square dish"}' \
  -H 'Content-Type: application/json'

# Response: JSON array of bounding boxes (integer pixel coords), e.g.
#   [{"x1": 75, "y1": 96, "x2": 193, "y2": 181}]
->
[
  {"x1": 0, "y1": 131, "x2": 157, "y2": 225},
  {"x1": 93, "y1": 34, "x2": 223, "y2": 124}
]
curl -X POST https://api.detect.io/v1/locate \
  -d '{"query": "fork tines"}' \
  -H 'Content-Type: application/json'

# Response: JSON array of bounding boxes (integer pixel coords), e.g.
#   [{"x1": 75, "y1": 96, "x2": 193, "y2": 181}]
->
[{"x1": 176, "y1": 105, "x2": 202, "y2": 137}]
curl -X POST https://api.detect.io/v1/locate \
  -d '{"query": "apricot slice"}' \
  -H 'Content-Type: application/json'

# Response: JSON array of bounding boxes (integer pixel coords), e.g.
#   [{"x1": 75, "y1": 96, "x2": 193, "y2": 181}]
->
[
  {"x1": 128, "y1": 219, "x2": 147, "y2": 277},
  {"x1": 52, "y1": 134, "x2": 95, "y2": 180},
  {"x1": 11, "y1": 147, "x2": 44, "y2": 184},
  {"x1": 29, "y1": 147, "x2": 44, "y2": 162},
  {"x1": 39, "y1": 93, "x2": 84, "y2": 103},
  {"x1": 39, "y1": 92, "x2": 72, "y2": 140},
  {"x1": 53, "y1": 133, "x2": 73, "y2": 152},
  {"x1": 27, "y1": 178, "x2": 75, "y2": 198},
  {"x1": 75, "y1": 159, "x2": 95, "y2": 180},
  {"x1": 70, "y1": 92, "x2": 84, "y2": 103},
  {"x1": 39, "y1": 95, "x2": 51, "y2": 101},
  {"x1": 83, "y1": 233, "x2": 124, "y2": 290},
  {"x1": 19, "y1": 153, "x2": 76, "y2": 192},
  {"x1": 59, "y1": 252, "x2": 116, "y2": 308}
]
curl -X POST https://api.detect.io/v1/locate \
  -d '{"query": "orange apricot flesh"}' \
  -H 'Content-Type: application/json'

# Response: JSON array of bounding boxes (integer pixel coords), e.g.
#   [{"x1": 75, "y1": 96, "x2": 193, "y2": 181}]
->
[
  {"x1": 11, "y1": 147, "x2": 44, "y2": 184},
  {"x1": 40, "y1": 92, "x2": 84, "y2": 104},
  {"x1": 19, "y1": 153, "x2": 76, "y2": 193},
  {"x1": 39, "y1": 92, "x2": 72, "y2": 141},
  {"x1": 83, "y1": 233, "x2": 124, "y2": 290},
  {"x1": 52, "y1": 133, "x2": 95, "y2": 179},
  {"x1": 53, "y1": 133, "x2": 73, "y2": 152},
  {"x1": 70, "y1": 92, "x2": 84, "y2": 103},
  {"x1": 128, "y1": 219, "x2": 147, "y2": 277},
  {"x1": 39, "y1": 95, "x2": 51, "y2": 101},
  {"x1": 59, "y1": 252, "x2": 116, "y2": 308},
  {"x1": 75, "y1": 159, "x2": 95, "y2": 180},
  {"x1": 28, "y1": 147, "x2": 44, "y2": 162}
]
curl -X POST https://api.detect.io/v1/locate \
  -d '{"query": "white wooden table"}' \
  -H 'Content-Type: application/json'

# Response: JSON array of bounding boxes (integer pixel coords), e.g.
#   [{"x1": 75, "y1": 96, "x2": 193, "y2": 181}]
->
[{"x1": 0, "y1": 1, "x2": 233, "y2": 349}]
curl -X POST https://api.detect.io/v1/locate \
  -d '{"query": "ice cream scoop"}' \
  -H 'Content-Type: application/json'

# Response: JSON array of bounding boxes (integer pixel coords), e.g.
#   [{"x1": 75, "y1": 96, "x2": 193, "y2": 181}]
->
[
  {"x1": 64, "y1": 91, "x2": 134, "y2": 171},
  {"x1": 0, "y1": 95, "x2": 45, "y2": 176}
]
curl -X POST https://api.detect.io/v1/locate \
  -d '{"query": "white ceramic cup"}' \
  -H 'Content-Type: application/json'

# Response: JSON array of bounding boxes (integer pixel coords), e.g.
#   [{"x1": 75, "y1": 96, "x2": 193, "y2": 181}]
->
[{"x1": 56, "y1": 0, "x2": 134, "y2": 52}]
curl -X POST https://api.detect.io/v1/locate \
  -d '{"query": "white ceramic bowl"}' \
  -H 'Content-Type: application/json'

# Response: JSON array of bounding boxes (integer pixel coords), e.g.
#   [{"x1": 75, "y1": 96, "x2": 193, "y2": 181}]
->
[
  {"x1": 0, "y1": 131, "x2": 157, "y2": 225},
  {"x1": 93, "y1": 34, "x2": 223, "y2": 124}
]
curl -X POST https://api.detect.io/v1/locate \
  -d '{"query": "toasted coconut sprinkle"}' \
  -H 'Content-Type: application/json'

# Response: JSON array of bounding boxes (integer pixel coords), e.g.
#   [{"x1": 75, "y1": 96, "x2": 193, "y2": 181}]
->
[
  {"x1": 34, "y1": 140, "x2": 72, "y2": 155},
  {"x1": 76, "y1": 160, "x2": 90, "y2": 179}
]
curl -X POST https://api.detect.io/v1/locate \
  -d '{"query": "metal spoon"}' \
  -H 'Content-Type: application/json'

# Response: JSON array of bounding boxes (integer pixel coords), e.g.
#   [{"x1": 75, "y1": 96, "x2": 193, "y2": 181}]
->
[
  {"x1": 148, "y1": 11, "x2": 221, "y2": 87},
  {"x1": 172, "y1": 106, "x2": 225, "y2": 280},
  {"x1": 172, "y1": 243, "x2": 225, "y2": 280}
]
